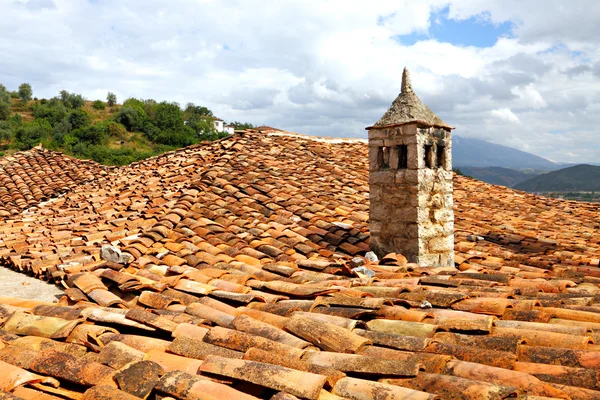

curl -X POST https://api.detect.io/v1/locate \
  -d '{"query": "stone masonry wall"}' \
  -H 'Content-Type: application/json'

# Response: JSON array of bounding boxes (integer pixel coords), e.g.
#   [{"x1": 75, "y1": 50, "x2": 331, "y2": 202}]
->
[{"x1": 369, "y1": 124, "x2": 454, "y2": 267}]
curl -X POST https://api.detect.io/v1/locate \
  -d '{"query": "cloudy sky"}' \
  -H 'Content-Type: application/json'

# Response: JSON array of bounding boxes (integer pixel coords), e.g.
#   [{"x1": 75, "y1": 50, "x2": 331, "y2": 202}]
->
[{"x1": 1, "y1": 0, "x2": 599, "y2": 163}]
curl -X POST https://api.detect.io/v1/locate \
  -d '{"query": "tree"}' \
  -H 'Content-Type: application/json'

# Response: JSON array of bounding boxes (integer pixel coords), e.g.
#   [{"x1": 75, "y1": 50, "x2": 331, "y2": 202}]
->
[
  {"x1": 18, "y1": 83, "x2": 32, "y2": 102},
  {"x1": 67, "y1": 109, "x2": 91, "y2": 130},
  {"x1": 106, "y1": 92, "x2": 117, "y2": 107},
  {"x1": 32, "y1": 102, "x2": 67, "y2": 126},
  {"x1": 184, "y1": 103, "x2": 213, "y2": 119},
  {"x1": 114, "y1": 106, "x2": 147, "y2": 132},
  {"x1": 155, "y1": 102, "x2": 183, "y2": 131},
  {"x1": 14, "y1": 120, "x2": 51, "y2": 150},
  {"x1": 0, "y1": 84, "x2": 10, "y2": 103},
  {"x1": 67, "y1": 93, "x2": 85, "y2": 109},
  {"x1": 0, "y1": 101, "x2": 9, "y2": 121},
  {"x1": 188, "y1": 118, "x2": 218, "y2": 141},
  {"x1": 73, "y1": 124, "x2": 108, "y2": 145},
  {"x1": 92, "y1": 100, "x2": 105, "y2": 110},
  {"x1": 59, "y1": 90, "x2": 69, "y2": 103},
  {"x1": 0, "y1": 121, "x2": 12, "y2": 143},
  {"x1": 230, "y1": 121, "x2": 254, "y2": 130}
]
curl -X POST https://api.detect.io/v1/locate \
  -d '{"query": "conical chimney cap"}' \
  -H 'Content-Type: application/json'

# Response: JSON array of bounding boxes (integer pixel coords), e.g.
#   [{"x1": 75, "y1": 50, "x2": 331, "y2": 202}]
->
[{"x1": 367, "y1": 67, "x2": 452, "y2": 130}]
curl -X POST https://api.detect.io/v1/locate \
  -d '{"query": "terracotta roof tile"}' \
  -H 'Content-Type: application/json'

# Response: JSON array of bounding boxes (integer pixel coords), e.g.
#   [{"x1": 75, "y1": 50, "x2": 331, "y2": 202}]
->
[{"x1": 2, "y1": 131, "x2": 600, "y2": 397}]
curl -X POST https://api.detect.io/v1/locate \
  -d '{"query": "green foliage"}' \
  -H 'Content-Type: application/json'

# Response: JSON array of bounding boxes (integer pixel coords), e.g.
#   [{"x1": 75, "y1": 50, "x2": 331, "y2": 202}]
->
[
  {"x1": 143, "y1": 99, "x2": 158, "y2": 121},
  {"x1": 230, "y1": 121, "x2": 254, "y2": 130},
  {"x1": 72, "y1": 124, "x2": 108, "y2": 145},
  {"x1": 59, "y1": 90, "x2": 85, "y2": 109},
  {"x1": 453, "y1": 168, "x2": 464, "y2": 176},
  {"x1": 51, "y1": 119, "x2": 72, "y2": 145},
  {"x1": 152, "y1": 125, "x2": 198, "y2": 147},
  {"x1": 115, "y1": 106, "x2": 147, "y2": 132},
  {"x1": 32, "y1": 102, "x2": 67, "y2": 126},
  {"x1": 154, "y1": 102, "x2": 183, "y2": 131},
  {"x1": 0, "y1": 101, "x2": 9, "y2": 121},
  {"x1": 188, "y1": 118, "x2": 218, "y2": 141},
  {"x1": 0, "y1": 121, "x2": 13, "y2": 143},
  {"x1": 8, "y1": 114, "x2": 22, "y2": 127},
  {"x1": 59, "y1": 90, "x2": 69, "y2": 103},
  {"x1": 67, "y1": 93, "x2": 86, "y2": 109},
  {"x1": 0, "y1": 86, "x2": 228, "y2": 166},
  {"x1": 123, "y1": 98, "x2": 145, "y2": 110},
  {"x1": 184, "y1": 103, "x2": 213, "y2": 118},
  {"x1": 67, "y1": 109, "x2": 91, "y2": 130},
  {"x1": 105, "y1": 121, "x2": 127, "y2": 140},
  {"x1": 18, "y1": 83, "x2": 32, "y2": 102},
  {"x1": 14, "y1": 120, "x2": 52, "y2": 150},
  {"x1": 92, "y1": 100, "x2": 105, "y2": 110},
  {"x1": 10, "y1": 92, "x2": 19, "y2": 99},
  {"x1": 0, "y1": 84, "x2": 10, "y2": 103},
  {"x1": 106, "y1": 92, "x2": 117, "y2": 107}
]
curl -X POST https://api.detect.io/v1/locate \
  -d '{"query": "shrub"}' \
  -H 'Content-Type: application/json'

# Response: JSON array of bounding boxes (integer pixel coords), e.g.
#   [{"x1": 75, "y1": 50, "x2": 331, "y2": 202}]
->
[
  {"x1": 18, "y1": 83, "x2": 32, "y2": 102},
  {"x1": 51, "y1": 119, "x2": 72, "y2": 144},
  {"x1": 67, "y1": 93, "x2": 85, "y2": 109},
  {"x1": 92, "y1": 100, "x2": 105, "y2": 110},
  {"x1": 114, "y1": 106, "x2": 147, "y2": 132},
  {"x1": 155, "y1": 101, "x2": 183, "y2": 131},
  {"x1": 14, "y1": 120, "x2": 52, "y2": 150},
  {"x1": 152, "y1": 125, "x2": 198, "y2": 147},
  {"x1": 0, "y1": 84, "x2": 10, "y2": 103},
  {"x1": 0, "y1": 101, "x2": 9, "y2": 121},
  {"x1": 106, "y1": 92, "x2": 117, "y2": 107},
  {"x1": 8, "y1": 114, "x2": 22, "y2": 127},
  {"x1": 123, "y1": 98, "x2": 145, "y2": 110},
  {"x1": 105, "y1": 121, "x2": 127, "y2": 139},
  {"x1": 67, "y1": 109, "x2": 91, "y2": 130},
  {"x1": 32, "y1": 102, "x2": 67, "y2": 126},
  {"x1": 59, "y1": 90, "x2": 85, "y2": 109},
  {"x1": 73, "y1": 124, "x2": 108, "y2": 145},
  {"x1": 0, "y1": 121, "x2": 13, "y2": 142}
]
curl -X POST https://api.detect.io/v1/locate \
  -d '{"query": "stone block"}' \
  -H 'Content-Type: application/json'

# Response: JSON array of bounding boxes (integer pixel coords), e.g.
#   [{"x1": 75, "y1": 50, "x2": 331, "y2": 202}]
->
[
  {"x1": 439, "y1": 252, "x2": 455, "y2": 268},
  {"x1": 402, "y1": 124, "x2": 418, "y2": 136},
  {"x1": 396, "y1": 169, "x2": 418, "y2": 185},
  {"x1": 428, "y1": 236, "x2": 454, "y2": 252},
  {"x1": 368, "y1": 130, "x2": 389, "y2": 140},
  {"x1": 417, "y1": 253, "x2": 441, "y2": 267},
  {"x1": 384, "y1": 137, "x2": 404, "y2": 147},
  {"x1": 369, "y1": 170, "x2": 396, "y2": 185},
  {"x1": 433, "y1": 208, "x2": 454, "y2": 223},
  {"x1": 369, "y1": 139, "x2": 385, "y2": 147},
  {"x1": 368, "y1": 147, "x2": 380, "y2": 171},
  {"x1": 408, "y1": 146, "x2": 420, "y2": 169},
  {"x1": 389, "y1": 146, "x2": 400, "y2": 170},
  {"x1": 392, "y1": 207, "x2": 418, "y2": 222},
  {"x1": 370, "y1": 203, "x2": 396, "y2": 221}
]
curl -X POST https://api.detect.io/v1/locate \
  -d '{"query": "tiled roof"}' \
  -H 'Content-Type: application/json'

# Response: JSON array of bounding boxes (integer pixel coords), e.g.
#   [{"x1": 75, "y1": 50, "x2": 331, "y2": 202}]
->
[
  {"x1": 0, "y1": 131, "x2": 600, "y2": 398},
  {"x1": 0, "y1": 146, "x2": 107, "y2": 217}
]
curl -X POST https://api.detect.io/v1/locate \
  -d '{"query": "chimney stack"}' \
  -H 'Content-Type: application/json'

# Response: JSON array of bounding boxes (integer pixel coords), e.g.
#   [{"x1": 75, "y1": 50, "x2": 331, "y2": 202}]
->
[{"x1": 366, "y1": 67, "x2": 454, "y2": 267}]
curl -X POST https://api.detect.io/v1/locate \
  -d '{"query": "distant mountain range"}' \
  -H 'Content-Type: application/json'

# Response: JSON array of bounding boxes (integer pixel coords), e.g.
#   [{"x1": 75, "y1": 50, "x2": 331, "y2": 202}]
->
[
  {"x1": 457, "y1": 166, "x2": 539, "y2": 187},
  {"x1": 451, "y1": 136, "x2": 600, "y2": 189},
  {"x1": 453, "y1": 136, "x2": 560, "y2": 170},
  {"x1": 513, "y1": 164, "x2": 600, "y2": 192}
]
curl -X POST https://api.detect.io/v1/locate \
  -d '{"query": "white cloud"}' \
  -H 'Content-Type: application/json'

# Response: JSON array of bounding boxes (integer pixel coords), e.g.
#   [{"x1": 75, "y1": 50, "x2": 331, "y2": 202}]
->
[
  {"x1": 490, "y1": 108, "x2": 521, "y2": 124},
  {"x1": 0, "y1": 0, "x2": 599, "y2": 162}
]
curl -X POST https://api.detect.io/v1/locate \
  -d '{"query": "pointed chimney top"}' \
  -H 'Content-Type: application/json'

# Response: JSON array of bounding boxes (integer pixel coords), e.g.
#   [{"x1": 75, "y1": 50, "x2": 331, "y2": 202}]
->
[
  {"x1": 401, "y1": 67, "x2": 412, "y2": 94},
  {"x1": 366, "y1": 66, "x2": 452, "y2": 130}
]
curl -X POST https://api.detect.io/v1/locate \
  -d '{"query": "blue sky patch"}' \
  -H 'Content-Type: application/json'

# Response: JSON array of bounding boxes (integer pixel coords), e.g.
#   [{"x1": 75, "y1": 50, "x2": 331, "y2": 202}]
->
[{"x1": 394, "y1": 7, "x2": 513, "y2": 48}]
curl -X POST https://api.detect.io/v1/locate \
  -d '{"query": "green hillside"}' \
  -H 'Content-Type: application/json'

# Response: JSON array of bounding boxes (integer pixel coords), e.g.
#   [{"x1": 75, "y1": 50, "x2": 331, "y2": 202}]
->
[
  {"x1": 0, "y1": 83, "x2": 253, "y2": 165},
  {"x1": 514, "y1": 164, "x2": 600, "y2": 192},
  {"x1": 458, "y1": 166, "x2": 540, "y2": 187}
]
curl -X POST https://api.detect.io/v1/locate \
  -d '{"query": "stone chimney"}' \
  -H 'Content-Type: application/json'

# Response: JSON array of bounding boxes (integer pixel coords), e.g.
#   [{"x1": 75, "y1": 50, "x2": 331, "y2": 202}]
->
[{"x1": 367, "y1": 67, "x2": 454, "y2": 267}]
